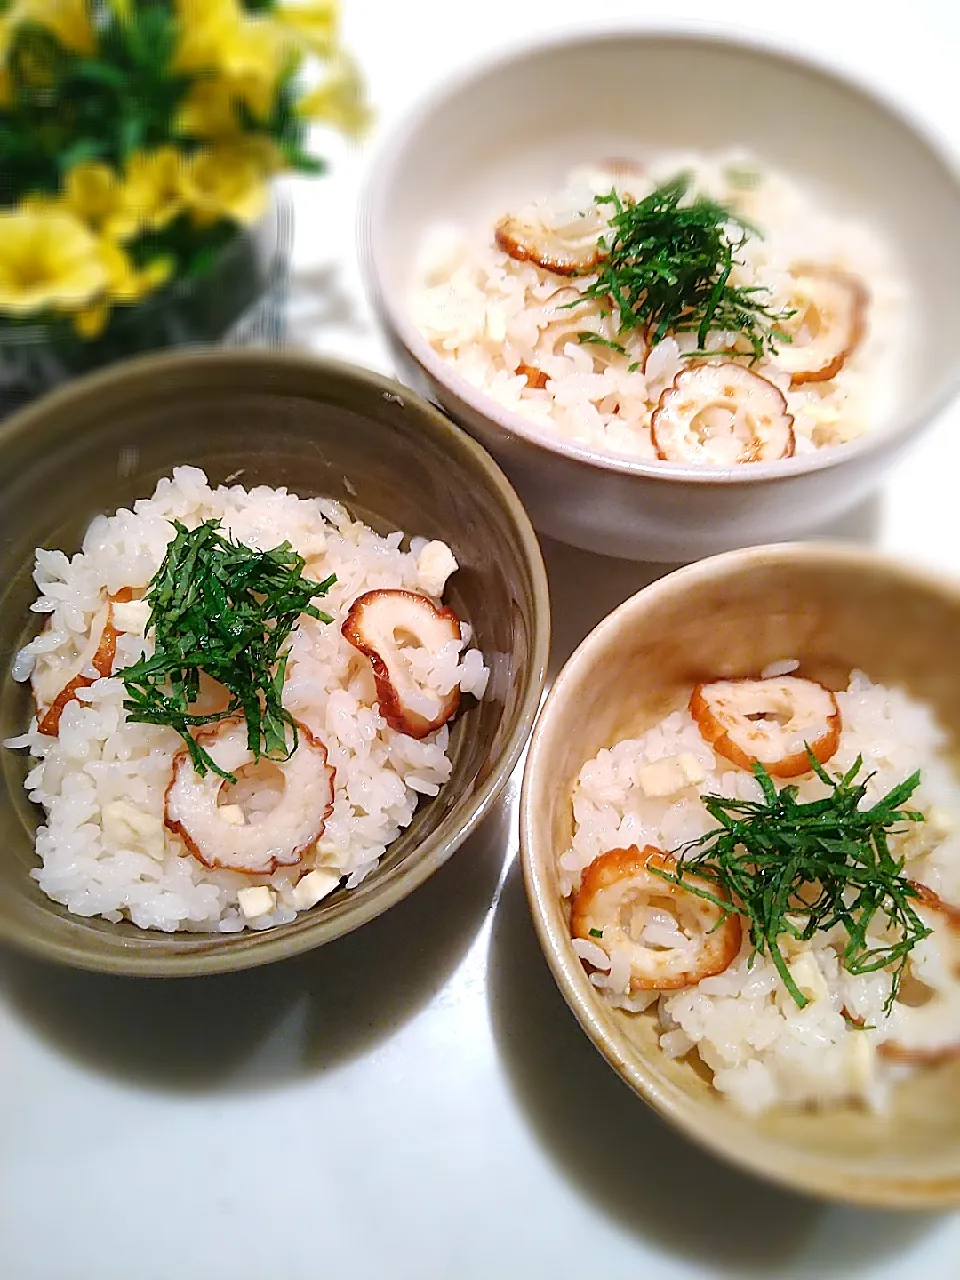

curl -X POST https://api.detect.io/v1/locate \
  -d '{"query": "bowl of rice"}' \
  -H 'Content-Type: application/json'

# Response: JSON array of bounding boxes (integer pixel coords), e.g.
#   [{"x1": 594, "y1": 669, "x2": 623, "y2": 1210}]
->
[
  {"x1": 521, "y1": 543, "x2": 960, "y2": 1206},
  {"x1": 0, "y1": 349, "x2": 549, "y2": 976},
  {"x1": 361, "y1": 29, "x2": 960, "y2": 561}
]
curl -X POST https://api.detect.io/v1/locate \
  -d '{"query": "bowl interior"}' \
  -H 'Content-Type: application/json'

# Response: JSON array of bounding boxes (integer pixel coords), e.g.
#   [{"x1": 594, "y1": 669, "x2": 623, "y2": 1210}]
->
[
  {"x1": 522, "y1": 545, "x2": 960, "y2": 1205},
  {"x1": 0, "y1": 352, "x2": 547, "y2": 975},
  {"x1": 370, "y1": 31, "x2": 960, "y2": 445}
]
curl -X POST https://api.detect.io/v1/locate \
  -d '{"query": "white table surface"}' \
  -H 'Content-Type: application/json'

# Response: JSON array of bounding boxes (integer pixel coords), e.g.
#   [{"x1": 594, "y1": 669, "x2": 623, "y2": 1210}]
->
[{"x1": 3, "y1": 4, "x2": 960, "y2": 1278}]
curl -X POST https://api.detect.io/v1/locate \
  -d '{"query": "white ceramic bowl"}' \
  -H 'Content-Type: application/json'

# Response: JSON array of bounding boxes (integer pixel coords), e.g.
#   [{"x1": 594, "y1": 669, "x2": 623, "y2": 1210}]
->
[{"x1": 361, "y1": 29, "x2": 960, "y2": 562}]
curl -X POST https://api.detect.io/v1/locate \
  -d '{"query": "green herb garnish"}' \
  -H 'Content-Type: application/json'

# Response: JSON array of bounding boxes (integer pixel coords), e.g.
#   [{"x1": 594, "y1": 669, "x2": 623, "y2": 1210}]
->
[
  {"x1": 118, "y1": 519, "x2": 334, "y2": 781},
  {"x1": 589, "y1": 927, "x2": 604, "y2": 939},
  {"x1": 651, "y1": 755, "x2": 930, "y2": 1012},
  {"x1": 571, "y1": 174, "x2": 791, "y2": 359},
  {"x1": 842, "y1": 1012, "x2": 876, "y2": 1031},
  {"x1": 577, "y1": 331, "x2": 627, "y2": 357}
]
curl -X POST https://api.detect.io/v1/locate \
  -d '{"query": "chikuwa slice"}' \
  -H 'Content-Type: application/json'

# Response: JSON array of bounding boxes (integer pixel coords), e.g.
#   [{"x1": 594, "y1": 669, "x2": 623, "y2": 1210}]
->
[
  {"x1": 164, "y1": 717, "x2": 335, "y2": 875},
  {"x1": 517, "y1": 361, "x2": 548, "y2": 389},
  {"x1": 910, "y1": 881, "x2": 960, "y2": 932},
  {"x1": 342, "y1": 589, "x2": 462, "y2": 738},
  {"x1": 571, "y1": 845, "x2": 741, "y2": 991},
  {"x1": 690, "y1": 675, "x2": 842, "y2": 778},
  {"x1": 650, "y1": 364, "x2": 795, "y2": 465},
  {"x1": 494, "y1": 203, "x2": 607, "y2": 276},
  {"x1": 879, "y1": 884, "x2": 960, "y2": 1064},
  {"x1": 776, "y1": 264, "x2": 868, "y2": 385},
  {"x1": 32, "y1": 590, "x2": 133, "y2": 736}
]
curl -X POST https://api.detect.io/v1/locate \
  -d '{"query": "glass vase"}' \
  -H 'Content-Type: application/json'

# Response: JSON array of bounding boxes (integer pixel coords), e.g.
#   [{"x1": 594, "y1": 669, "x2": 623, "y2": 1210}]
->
[{"x1": 0, "y1": 196, "x2": 293, "y2": 418}]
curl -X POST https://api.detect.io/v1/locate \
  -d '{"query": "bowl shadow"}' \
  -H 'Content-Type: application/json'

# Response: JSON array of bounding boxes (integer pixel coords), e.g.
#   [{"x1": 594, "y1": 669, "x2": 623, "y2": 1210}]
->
[
  {"x1": 0, "y1": 788, "x2": 512, "y2": 1095},
  {"x1": 487, "y1": 862, "x2": 941, "y2": 1275},
  {"x1": 540, "y1": 535, "x2": 680, "y2": 678},
  {"x1": 541, "y1": 492, "x2": 883, "y2": 679}
]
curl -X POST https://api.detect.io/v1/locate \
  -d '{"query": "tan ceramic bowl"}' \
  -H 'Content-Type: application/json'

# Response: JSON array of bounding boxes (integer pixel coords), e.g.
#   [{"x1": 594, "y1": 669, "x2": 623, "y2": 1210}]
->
[
  {"x1": 520, "y1": 543, "x2": 960, "y2": 1206},
  {"x1": 0, "y1": 350, "x2": 549, "y2": 976},
  {"x1": 362, "y1": 29, "x2": 960, "y2": 561}
]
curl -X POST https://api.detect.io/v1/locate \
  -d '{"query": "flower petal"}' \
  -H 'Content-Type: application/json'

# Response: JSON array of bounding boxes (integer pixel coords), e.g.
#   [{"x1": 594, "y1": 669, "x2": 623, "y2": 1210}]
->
[
  {"x1": 180, "y1": 143, "x2": 274, "y2": 225},
  {"x1": 0, "y1": 211, "x2": 108, "y2": 316},
  {"x1": 297, "y1": 52, "x2": 371, "y2": 137}
]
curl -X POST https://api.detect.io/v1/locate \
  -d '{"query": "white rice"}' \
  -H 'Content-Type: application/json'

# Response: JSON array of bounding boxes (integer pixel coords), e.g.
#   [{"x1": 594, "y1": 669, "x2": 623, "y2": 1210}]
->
[
  {"x1": 5, "y1": 467, "x2": 489, "y2": 934},
  {"x1": 412, "y1": 150, "x2": 909, "y2": 461},
  {"x1": 564, "y1": 671, "x2": 960, "y2": 1114}
]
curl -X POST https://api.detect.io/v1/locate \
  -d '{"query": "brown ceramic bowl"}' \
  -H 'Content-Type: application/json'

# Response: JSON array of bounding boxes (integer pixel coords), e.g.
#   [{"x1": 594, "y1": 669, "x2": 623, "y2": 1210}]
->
[
  {"x1": 521, "y1": 543, "x2": 960, "y2": 1207},
  {"x1": 0, "y1": 349, "x2": 549, "y2": 976}
]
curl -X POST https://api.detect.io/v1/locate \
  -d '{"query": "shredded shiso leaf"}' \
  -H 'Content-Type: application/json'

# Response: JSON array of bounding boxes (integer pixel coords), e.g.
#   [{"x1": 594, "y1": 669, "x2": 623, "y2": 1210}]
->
[
  {"x1": 118, "y1": 519, "x2": 335, "y2": 781},
  {"x1": 651, "y1": 754, "x2": 930, "y2": 1010},
  {"x1": 571, "y1": 174, "x2": 792, "y2": 360}
]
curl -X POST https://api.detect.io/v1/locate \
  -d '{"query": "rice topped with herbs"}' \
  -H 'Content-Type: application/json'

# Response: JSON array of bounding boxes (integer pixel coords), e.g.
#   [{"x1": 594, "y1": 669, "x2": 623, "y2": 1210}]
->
[
  {"x1": 564, "y1": 666, "x2": 960, "y2": 1115},
  {"x1": 6, "y1": 467, "x2": 488, "y2": 934},
  {"x1": 413, "y1": 151, "x2": 908, "y2": 465}
]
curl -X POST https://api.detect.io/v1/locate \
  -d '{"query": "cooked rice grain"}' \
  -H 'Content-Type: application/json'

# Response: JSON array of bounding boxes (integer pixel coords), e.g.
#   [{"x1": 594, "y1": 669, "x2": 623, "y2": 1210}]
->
[
  {"x1": 565, "y1": 672, "x2": 960, "y2": 1113},
  {"x1": 6, "y1": 468, "x2": 488, "y2": 934},
  {"x1": 413, "y1": 151, "x2": 909, "y2": 462}
]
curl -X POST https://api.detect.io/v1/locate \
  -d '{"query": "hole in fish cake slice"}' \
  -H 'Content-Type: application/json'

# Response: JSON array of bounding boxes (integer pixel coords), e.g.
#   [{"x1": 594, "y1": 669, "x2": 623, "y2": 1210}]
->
[
  {"x1": 690, "y1": 675, "x2": 841, "y2": 778},
  {"x1": 164, "y1": 717, "x2": 334, "y2": 875},
  {"x1": 571, "y1": 845, "x2": 741, "y2": 991},
  {"x1": 341, "y1": 589, "x2": 462, "y2": 738}
]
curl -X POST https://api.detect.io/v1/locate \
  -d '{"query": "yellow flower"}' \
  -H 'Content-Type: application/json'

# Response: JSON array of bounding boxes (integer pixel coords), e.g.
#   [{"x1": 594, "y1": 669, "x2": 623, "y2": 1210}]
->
[
  {"x1": 176, "y1": 79, "x2": 244, "y2": 140},
  {"x1": 75, "y1": 245, "x2": 172, "y2": 338},
  {"x1": 59, "y1": 161, "x2": 142, "y2": 241},
  {"x1": 72, "y1": 304, "x2": 110, "y2": 339},
  {"x1": 271, "y1": 1, "x2": 339, "y2": 57},
  {"x1": 39, "y1": 150, "x2": 186, "y2": 245},
  {"x1": 123, "y1": 147, "x2": 186, "y2": 231},
  {"x1": 4, "y1": 0, "x2": 96, "y2": 55},
  {"x1": 43, "y1": 0, "x2": 95, "y2": 52},
  {"x1": 173, "y1": 0, "x2": 294, "y2": 121},
  {"x1": 0, "y1": 210, "x2": 108, "y2": 316},
  {"x1": 297, "y1": 52, "x2": 370, "y2": 138},
  {"x1": 0, "y1": 208, "x2": 171, "y2": 334},
  {"x1": 103, "y1": 240, "x2": 172, "y2": 303},
  {"x1": 179, "y1": 142, "x2": 275, "y2": 226}
]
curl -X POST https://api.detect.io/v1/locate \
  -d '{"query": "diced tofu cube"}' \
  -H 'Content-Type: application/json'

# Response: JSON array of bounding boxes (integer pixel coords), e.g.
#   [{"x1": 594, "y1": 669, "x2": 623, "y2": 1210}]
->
[
  {"x1": 237, "y1": 886, "x2": 276, "y2": 919},
  {"x1": 485, "y1": 304, "x2": 507, "y2": 343},
  {"x1": 417, "y1": 540, "x2": 458, "y2": 597},
  {"x1": 677, "y1": 752, "x2": 707, "y2": 785},
  {"x1": 102, "y1": 800, "x2": 165, "y2": 859},
  {"x1": 845, "y1": 1028, "x2": 876, "y2": 1091},
  {"x1": 298, "y1": 532, "x2": 327, "y2": 558},
  {"x1": 638, "y1": 752, "x2": 706, "y2": 798},
  {"x1": 788, "y1": 951, "x2": 830, "y2": 1003},
  {"x1": 291, "y1": 868, "x2": 341, "y2": 910},
  {"x1": 111, "y1": 600, "x2": 152, "y2": 636}
]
